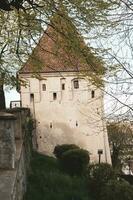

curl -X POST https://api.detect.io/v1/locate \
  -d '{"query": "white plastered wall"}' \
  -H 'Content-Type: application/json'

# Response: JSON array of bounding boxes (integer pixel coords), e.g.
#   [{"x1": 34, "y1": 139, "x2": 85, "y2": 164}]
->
[{"x1": 20, "y1": 72, "x2": 111, "y2": 164}]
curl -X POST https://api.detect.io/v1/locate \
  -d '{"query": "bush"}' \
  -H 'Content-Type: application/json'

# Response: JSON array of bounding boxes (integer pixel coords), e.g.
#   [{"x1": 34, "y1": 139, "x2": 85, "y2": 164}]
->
[
  {"x1": 25, "y1": 152, "x2": 90, "y2": 200},
  {"x1": 120, "y1": 174, "x2": 133, "y2": 185},
  {"x1": 60, "y1": 148, "x2": 90, "y2": 176},
  {"x1": 100, "y1": 179, "x2": 133, "y2": 200},
  {"x1": 87, "y1": 163, "x2": 116, "y2": 199},
  {"x1": 53, "y1": 144, "x2": 80, "y2": 159}
]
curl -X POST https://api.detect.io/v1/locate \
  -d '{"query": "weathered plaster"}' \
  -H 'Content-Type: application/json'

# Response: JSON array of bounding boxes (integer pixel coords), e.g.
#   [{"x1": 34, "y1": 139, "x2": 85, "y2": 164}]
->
[{"x1": 20, "y1": 72, "x2": 111, "y2": 164}]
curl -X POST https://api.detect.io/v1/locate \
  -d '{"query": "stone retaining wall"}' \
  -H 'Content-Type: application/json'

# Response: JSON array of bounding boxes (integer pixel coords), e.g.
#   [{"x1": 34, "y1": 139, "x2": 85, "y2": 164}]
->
[{"x1": 0, "y1": 108, "x2": 34, "y2": 200}]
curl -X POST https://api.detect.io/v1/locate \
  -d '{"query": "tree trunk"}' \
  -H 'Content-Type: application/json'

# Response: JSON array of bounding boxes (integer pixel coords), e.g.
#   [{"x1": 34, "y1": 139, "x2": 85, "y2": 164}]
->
[
  {"x1": 112, "y1": 144, "x2": 121, "y2": 169},
  {"x1": 0, "y1": 73, "x2": 6, "y2": 110},
  {"x1": 0, "y1": 85, "x2": 6, "y2": 110}
]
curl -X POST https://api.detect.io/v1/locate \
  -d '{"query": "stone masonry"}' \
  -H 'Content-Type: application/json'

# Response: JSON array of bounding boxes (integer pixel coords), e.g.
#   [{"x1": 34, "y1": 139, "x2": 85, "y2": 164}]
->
[
  {"x1": 0, "y1": 112, "x2": 16, "y2": 169},
  {"x1": 0, "y1": 108, "x2": 33, "y2": 200}
]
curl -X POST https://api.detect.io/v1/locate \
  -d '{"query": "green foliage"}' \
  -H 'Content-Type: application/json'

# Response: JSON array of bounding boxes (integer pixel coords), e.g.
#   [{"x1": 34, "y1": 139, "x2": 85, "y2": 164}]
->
[
  {"x1": 54, "y1": 144, "x2": 90, "y2": 175},
  {"x1": 87, "y1": 163, "x2": 133, "y2": 200},
  {"x1": 107, "y1": 122, "x2": 133, "y2": 170},
  {"x1": 53, "y1": 144, "x2": 80, "y2": 159},
  {"x1": 100, "y1": 179, "x2": 133, "y2": 200},
  {"x1": 0, "y1": 0, "x2": 114, "y2": 88},
  {"x1": 24, "y1": 152, "x2": 91, "y2": 200},
  {"x1": 60, "y1": 148, "x2": 90, "y2": 176},
  {"x1": 25, "y1": 152, "x2": 133, "y2": 200},
  {"x1": 120, "y1": 175, "x2": 133, "y2": 185},
  {"x1": 87, "y1": 163, "x2": 116, "y2": 199}
]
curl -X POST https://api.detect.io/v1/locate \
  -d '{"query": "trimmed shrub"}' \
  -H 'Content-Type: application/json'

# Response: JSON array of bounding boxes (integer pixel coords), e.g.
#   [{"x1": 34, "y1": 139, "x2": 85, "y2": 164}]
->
[
  {"x1": 53, "y1": 144, "x2": 80, "y2": 159},
  {"x1": 60, "y1": 148, "x2": 90, "y2": 176},
  {"x1": 87, "y1": 163, "x2": 116, "y2": 199},
  {"x1": 100, "y1": 179, "x2": 133, "y2": 200}
]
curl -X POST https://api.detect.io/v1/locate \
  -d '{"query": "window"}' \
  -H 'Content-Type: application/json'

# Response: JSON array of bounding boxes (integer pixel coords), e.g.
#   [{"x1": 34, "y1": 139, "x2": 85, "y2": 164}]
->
[
  {"x1": 30, "y1": 93, "x2": 34, "y2": 100},
  {"x1": 91, "y1": 90, "x2": 95, "y2": 98},
  {"x1": 42, "y1": 84, "x2": 46, "y2": 91},
  {"x1": 50, "y1": 122, "x2": 52, "y2": 128},
  {"x1": 73, "y1": 80, "x2": 79, "y2": 89},
  {"x1": 53, "y1": 93, "x2": 57, "y2": 100},
  {"x1": 30, "y1": 93, "x2": 34, "y2": 98},
  {"x1": 30, "y1": 93, "x2": 34, "y2": 102},
  {"x1": 62, "y1": 83, "x2": 65, "y2": 90}
]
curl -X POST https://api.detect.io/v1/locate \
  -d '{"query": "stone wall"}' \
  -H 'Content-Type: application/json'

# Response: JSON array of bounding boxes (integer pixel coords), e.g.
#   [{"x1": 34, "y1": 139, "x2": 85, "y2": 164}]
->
[
  {"x1": 0, "y1": 113, "x2": 16, "y2": 169},
  {"x1": 0, "y1": 108, "x2": 34, "y2": 200}
]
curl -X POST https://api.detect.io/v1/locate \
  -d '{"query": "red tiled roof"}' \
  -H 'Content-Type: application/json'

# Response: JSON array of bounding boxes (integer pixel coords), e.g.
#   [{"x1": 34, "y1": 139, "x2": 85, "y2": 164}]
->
[{"x1": 19, "y1": 12, "x2": 104, "y2": 74}]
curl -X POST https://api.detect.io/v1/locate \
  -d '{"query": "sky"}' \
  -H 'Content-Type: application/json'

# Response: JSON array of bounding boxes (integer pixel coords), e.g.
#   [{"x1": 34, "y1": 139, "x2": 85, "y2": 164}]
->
[{"x1": 5, "y1": 89, "x2": 20, "y2": 108}]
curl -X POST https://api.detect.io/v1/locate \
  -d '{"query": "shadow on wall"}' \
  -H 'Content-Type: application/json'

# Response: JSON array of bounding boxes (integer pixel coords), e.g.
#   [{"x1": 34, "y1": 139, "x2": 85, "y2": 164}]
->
[{"x1": 37, "y1": 121, "x2": 87, "y2": 155}]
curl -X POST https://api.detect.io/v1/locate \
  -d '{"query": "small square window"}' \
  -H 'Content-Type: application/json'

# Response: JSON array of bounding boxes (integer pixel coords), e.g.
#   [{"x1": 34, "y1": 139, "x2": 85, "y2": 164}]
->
[
  {"x1": 42, "y1": 84, "x2": 46, "y2": 91},
  {"x1": 62, "y1": 83, "x2": 65, "y2": 90},
  {"x1": 30, "y1": 93, "x2": 34, "y2": 98},
  {"x1": 53, "y1": 93, "x2": 57, "y2": 100},
  {"x1": 73, "y1": 80, "x2": 79, "y2": 89}
]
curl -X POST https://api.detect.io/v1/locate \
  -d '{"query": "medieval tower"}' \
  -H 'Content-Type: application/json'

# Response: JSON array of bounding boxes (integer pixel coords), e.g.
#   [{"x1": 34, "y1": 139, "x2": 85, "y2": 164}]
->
[{"x1": 19, "y1": 12, "x2": 111, "y2": 163}]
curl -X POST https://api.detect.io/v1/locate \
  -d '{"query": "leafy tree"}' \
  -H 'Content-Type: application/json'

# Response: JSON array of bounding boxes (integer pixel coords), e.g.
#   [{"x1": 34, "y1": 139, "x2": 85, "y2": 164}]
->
[
  {"x1": 107, "y1": 121, "x2": 133, "y2": 170},
  {"x1": 1, "y1": 0, "x2": 133, "y2": 115},
  {"x1": 0, "y1": 1, "x2": 131, "y2": 111},
  {"x1": 94, "y1": 1, "x2": 133, "y2": 116},
  {"x1": 101, "y1": 179, "x2": 133, "y2": 200},
  {"x1": 87, "y1": 163, "x2": 133, "y2": 200},
  {"x1": 87, "y1": 163, "x2": 116, "y2": 200},
  {"x1": 0, "y1": 1, "x2": 114, "y2": 109}
]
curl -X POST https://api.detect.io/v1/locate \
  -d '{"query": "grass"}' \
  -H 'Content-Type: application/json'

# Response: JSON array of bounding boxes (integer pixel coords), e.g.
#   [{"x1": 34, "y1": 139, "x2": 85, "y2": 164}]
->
[{"x1": 24, "y1": 151, "x2": 92, "y2": 200}]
